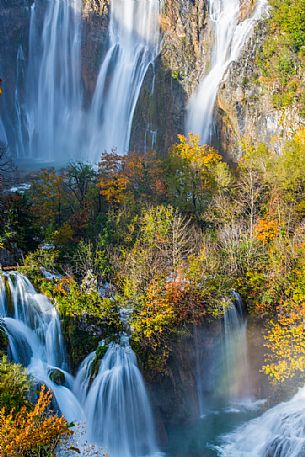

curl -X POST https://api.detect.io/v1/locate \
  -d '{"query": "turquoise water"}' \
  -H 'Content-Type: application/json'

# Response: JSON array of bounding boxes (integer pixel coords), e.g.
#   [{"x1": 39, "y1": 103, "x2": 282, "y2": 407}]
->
[{"x1": 165, "y1": 403, "x2": 266, "y2": 457}]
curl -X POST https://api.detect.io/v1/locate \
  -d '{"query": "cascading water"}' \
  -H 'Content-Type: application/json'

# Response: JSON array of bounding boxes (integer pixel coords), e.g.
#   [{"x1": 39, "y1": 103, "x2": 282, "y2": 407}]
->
[
  {"x1": 217, "y1": 385, "x2": 305, "y2": 456},
  {"x1": 8, "y1": 0, "x2": 160, "y2": 163},
  {"x1": 222, "y1": 292, "x2": 251, "y2": 402},
  {"x1": 0, "y1": 272, "x2": 161, "y2": 456},
  {"x1": 186, "y1": 0, "x2": 268, "y2": 144},
  {"x1": 0, "y1": 272, "x2": 83, "y2": 423},
  {"x1": 74, "y1": 302, "x2": 162, "y2": 457},
  {"x1": 22, "y1": 0, "x2": 83, "y2": 162},
  {"x1": 87, "y1": 0, "x2": 160, "y2": 161},
  {"x1": 76, "y1": 337, "x2": 161, "y2": 457}
]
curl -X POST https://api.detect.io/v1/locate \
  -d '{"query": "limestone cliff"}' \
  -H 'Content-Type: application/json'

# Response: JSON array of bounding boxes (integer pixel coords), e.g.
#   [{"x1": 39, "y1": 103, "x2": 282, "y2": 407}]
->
[
  {"x1": 216, "y1": 22, "x2": 305, "y2": 157},
  {"x1": 0, "y1": 0, "x2": 32, "y2": 142}
]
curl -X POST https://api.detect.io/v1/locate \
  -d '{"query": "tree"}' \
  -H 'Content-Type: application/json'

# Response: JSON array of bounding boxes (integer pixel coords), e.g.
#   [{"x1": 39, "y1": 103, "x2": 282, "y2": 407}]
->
[{"x1": 166, "y1": 133, "x2": 231, "y2": 214}]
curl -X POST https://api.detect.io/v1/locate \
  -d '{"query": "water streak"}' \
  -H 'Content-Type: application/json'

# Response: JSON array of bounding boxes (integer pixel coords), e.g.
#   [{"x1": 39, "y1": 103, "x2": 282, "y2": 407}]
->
[
  {"x1": 87, "y1": 0, "x2": 160, "y2": 161},
  {"x1": 187, "y1": 0, "x2": 268, "y2": 144}
]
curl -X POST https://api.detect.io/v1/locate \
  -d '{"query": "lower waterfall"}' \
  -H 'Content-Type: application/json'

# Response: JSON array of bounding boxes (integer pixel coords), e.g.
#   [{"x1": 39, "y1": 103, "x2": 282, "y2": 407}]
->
[
  {"x1": 222, "y1": 293, "x2": 251, "y2": 402},
  {"x1": 0, "y1": 272, "x2": 161, "y2": 456},
  {"x1": 217, "y1": 385, "x2": 305, "y2": 456},
  {"x1": 75, "y1": 337, "x2": 162, "y2": 457}
]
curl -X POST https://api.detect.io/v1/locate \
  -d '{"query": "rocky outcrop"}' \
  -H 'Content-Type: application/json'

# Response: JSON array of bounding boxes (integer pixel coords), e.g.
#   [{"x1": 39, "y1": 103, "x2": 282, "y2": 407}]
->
[
  {"x1": 81, "y1": 0, "x2": 110, "y2": 105},
  {"x1": 131, "y1": 0, "x2": 209, "y2": 155},
  {"x1": 160, "y1": 0, "x2": 209, "y2": 95},
  {"x1": 0, "y1": 0, "x2": 32, "y2": 143},
  {"x1": 215, "y1": 21, "x2": 305, "y2": 158}
]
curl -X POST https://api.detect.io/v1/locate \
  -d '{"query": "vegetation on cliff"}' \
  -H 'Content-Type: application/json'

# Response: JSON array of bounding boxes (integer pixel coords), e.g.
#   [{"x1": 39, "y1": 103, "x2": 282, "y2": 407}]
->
[
  {"x1": 1, "y1": 130, "x2": 305, "y2": 383},
  {"x1": 258, "y1": 0, "x2": 305, "y2": 114}
]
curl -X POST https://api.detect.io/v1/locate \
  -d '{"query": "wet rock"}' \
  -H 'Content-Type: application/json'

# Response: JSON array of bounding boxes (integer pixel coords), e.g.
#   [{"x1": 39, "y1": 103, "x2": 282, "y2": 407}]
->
[{"x1": 49, "y1": 368, "x2": 66, "y2": 386}]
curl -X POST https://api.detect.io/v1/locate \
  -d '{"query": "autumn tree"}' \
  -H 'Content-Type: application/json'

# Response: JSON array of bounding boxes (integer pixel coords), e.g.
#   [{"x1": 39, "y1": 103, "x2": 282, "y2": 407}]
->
[{"x1": 166, "y1": 133, "x2": 232, "y2": 215}]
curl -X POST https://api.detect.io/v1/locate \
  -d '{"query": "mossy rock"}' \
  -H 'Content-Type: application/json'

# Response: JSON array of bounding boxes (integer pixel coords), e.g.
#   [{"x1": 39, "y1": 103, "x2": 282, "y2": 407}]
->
[
  {"x1": 0, "y1": 324, "x2": 8, "y2": 356},
  {"x1": 49, "y1": 368, "x2": 65, "y2": 386},
  {"x1": 90, "y1": 343, "x2": 108, "y2": 379}
]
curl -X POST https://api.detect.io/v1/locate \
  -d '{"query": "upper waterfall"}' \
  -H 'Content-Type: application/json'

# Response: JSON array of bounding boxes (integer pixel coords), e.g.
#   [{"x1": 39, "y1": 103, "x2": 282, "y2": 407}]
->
[
  {"x1": 21, "y1": 0, "x2": 83, "y2": 162},
  {"x1": 8, "y1": 0, "x2": 160, "y2": 164},
  {"x1": 87, "y1": 0, "x2": 160, "y2": 162},
  {"x1": 186, "y1": 0, "x2": 268, "y2": 145}
]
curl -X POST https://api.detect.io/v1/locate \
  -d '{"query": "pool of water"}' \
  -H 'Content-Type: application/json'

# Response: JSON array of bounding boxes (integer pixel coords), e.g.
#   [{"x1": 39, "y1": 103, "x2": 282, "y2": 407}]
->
[{"x1": 165, "y1": 400, "x2": 267, "y2": 457}]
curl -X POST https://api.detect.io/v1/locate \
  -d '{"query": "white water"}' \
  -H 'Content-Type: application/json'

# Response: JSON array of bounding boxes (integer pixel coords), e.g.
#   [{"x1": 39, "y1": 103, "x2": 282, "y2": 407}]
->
[
  {"x1": 23, "y1": 0, "x2": 83, "y2": 162},
  {"x1": 0, "y1": 272, "x2": 161, "y2": 456},
  {"x1": 222, "y1": 292, "x2": 251, "y2": 401},
  {"x1": 75, "y1": 336, "x2": 162, "y2": 457},
  {"x1": 187, "y1": 0, "x2": 268, "y2": 144},
  {"x1": 8, "y1": 0, "x2": 160, "y2": 163},
  {"x1": 0, "y1": 272, "x2": 83, "y2": 422},
  {"x1": 217, "y1": 385, "x2": 305, "y2": 456},
  {"x1": 87, "y1": 0, "x2": 160, "y2": 161}
]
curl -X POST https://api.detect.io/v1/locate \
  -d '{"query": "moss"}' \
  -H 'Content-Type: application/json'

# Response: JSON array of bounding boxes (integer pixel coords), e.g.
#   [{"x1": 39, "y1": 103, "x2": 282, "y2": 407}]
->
[
  {"x1": 0, "y1": 324, "x2": 8, "y2": 356},
  {"x1": 4, "y1": 277, "x2": 13, "y2": 317},
  {"x1": 62, "y1": 318, "x2": 99, "y2": 372},
  {"x1": 49, "y1": 368, "x2": 65, "y2": 386}
]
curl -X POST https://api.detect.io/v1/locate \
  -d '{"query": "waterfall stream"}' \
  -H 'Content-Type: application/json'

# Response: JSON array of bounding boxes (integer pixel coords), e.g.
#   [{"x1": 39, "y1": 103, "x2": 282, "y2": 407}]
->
[
  {"x1": 9, "y1": 0, "x2": 160, "y2": 163},
  {"x1": 75, "y1": 337, "x2": 161, "y2": 457},
  {"x1": 88, "y1": 0, "x2": 160, "y2": 161},
  {"x1": 23, "y1": 0, "x2": 83, "y2": 162},
  {"x1": 0, "y1": 272, "x2": 161, "y2": 456},
  {"x1": 186, "y1": 0, "x2": 267, "y2": 144},
  {"x1": 217, "y1": 385, "x2": 305, "y2": 456},
  {"x1": 222, "y1": 293, "x2": 251, "y2": 402}
]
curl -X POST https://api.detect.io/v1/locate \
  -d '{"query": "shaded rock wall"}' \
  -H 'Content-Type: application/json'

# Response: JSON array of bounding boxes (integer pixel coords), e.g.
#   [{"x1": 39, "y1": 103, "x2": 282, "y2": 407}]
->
[{"x1": 0, "y1": 0, "x2": 33, "y2": 144}]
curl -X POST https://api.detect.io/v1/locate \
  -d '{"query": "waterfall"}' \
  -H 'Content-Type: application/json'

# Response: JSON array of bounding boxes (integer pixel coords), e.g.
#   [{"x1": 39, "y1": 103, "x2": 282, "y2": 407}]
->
[
  {"x1": 23, "y1": 0, "x2": 83, "y2": 162},
  {"x1": 8, "y1": 0, "x2": 160, "y2": 163},
  {"x1": 0, "y1": 272, "x2": 84, "y2": 423},
  {"x1": 75, "y1": 336, "x2": 161, "y2": 457},
  {"x1": 87, "y1": 0, "x2": 160, "y2": 162},
  {"x1": 221, "y1": 292, "x2": 251, "y2": 402},
  {"x1": 186, "y1": 0, "x2": 268, "y2": 144},
  {"x1": 217, "y1": 385, "x2": 305, "y2": 456},
  {"x1": 0, "y1": 272, "x2": 161, "y2": 455}
]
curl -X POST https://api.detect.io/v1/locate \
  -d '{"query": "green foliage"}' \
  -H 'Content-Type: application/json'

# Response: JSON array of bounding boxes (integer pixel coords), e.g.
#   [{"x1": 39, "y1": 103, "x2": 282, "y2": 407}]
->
[
  {"x1": 257, "y1": 0, "x2": 305, "y2": 113},
  {"x1": 0, "y1": 356, "x2": 31, "y2": 413}
]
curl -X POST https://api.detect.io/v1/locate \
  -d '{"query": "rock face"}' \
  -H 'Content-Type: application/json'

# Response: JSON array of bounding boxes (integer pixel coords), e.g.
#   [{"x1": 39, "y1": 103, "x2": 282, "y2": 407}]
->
[
  {"x1": 215, "y1": 20, "x2": 305, "y2": 158},
  {"x1": 81, "y1": 0, "x2": 110, "y2": 105},
  {"x1": 0, "y1": 0, "x2": 32, "y2": 141}
]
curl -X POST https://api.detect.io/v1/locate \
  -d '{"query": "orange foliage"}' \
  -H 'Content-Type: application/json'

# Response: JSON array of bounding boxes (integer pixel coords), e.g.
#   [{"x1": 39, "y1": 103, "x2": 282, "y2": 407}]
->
[
  {"x1": 0, "y1": 385, "x2": 71, "y2": 456},
  {"x1": 98, "y1": 151, "x2": 165, "y2": 205},
  {"x1": 254, "y1": 218, "x2": 279, "y2": 243}
]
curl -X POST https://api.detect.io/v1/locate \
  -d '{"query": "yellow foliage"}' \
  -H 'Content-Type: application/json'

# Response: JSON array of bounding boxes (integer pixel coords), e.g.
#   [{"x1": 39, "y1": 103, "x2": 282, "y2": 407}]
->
[
  {"x1": 175, "y1": 133, "x2": 222, "y2": 170},
  {"x1": 263, "y1": 300, "x2": 305, "y2": 382},
  {"x1": 99, "y1": 175, "x2": 129, "y2": 204},
  {"x1": 254, "y1": 218, "x2": 279, "y2": 243},
  {"x1": 0, "y1": 385, "x2": 71, "y2": 456}
]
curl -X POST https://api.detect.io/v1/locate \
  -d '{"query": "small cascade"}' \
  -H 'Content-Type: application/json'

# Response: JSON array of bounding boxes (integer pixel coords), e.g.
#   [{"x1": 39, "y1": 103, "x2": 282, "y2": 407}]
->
[
  {"x1": 74, "y1": 306, "x2": 162, "y2": 457},
  {"x1": 0, "y1": 272, "x2": 83, "y2": 423},
  {"x1": 222, "y1": 292, "x2": 251, "y2": 402},
  {"x1": 186, "y1": 0, "x2": 267, "y2": 144},
  {"x1": 217, "y1": 385, "x2": 305, "y2": 456},
  {"x1": 87, "y1": 0, "x2": 160, "y2": 161}
]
